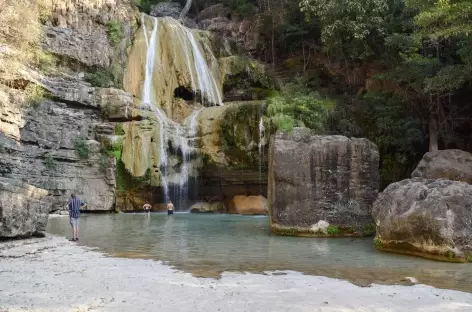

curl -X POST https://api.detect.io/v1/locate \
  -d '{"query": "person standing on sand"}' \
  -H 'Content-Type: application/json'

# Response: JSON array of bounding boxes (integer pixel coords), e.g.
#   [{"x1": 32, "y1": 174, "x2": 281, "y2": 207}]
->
[
  {"x1": 67, "y1": 194, "x2": 86, "y2": 241},
  {"x1": 167, "y1": 200, "x2": 174, "y2": 215},
  {"x1": 143, "y1": 201, "x2": 152, "y2": 213}
]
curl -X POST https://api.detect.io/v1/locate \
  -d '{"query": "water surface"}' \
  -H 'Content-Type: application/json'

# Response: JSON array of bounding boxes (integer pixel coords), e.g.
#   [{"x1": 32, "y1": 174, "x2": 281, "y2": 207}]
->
[{"x1": 47, "y1": 213, "x2": 472, "y2": 293}]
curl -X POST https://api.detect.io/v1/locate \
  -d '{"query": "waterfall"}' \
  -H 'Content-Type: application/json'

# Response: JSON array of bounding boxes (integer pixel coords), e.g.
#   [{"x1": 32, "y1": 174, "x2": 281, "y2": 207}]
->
[
  {"x1": 258, "y1": 113, "x2": 265, "y2": 194},
  {"x1": 141, "y1": 15, "x2": 170, "y2": 202},
  {"x1": 177, "y1": 108, "x2": 202, "y2": 209},
  {"x1": 135, "y1": 14, "x2": 221, "y2": 209}
]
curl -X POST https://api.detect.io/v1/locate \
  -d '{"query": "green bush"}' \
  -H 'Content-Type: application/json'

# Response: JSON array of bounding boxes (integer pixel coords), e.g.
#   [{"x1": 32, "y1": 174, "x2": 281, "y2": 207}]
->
[
  {"x1": 363, "y1": 223, "x2": 376, "y2": 235},
  {"x1": 85, "y1": 71, "x2": 114, "y2": 88},
  {"x1": 43, "y1": 153, "x2": 56, "y2": 171},
  {"x1": 107, "y1": 20, "x2": 124, "y2": 45},
  {"x1": 74, "y1": 137, "x2": 90, "y2": 159},
  {"x1": 327, "y1": 225, "x2": 341, "y2": 236},
  {"x1": 114, "y1": 124, "x2": 125, "y2": 135},
  {"x1": 267, "y1": 78, "x2": 334, "y2": 132},
  {"x1": 25, "y1": 83, "x2": 45, "y2": 107},
  {"x1": 99, "y1": 156, "x2": 109, "y2": 172}
]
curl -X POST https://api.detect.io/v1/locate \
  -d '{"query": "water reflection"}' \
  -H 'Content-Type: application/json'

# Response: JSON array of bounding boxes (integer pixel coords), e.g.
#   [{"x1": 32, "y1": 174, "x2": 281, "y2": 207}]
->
[{"x1": 47, "y1": 213, "x2": 472, "y2": 293}]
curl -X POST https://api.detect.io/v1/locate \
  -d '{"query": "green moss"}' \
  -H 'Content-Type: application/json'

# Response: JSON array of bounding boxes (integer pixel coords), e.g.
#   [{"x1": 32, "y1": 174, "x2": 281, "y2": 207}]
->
[
  {"x1": 363, "y1": 223, "x2": 376, "y2": 236},
  {"x1": 220, "y1": 102, "x2": 271, "y2": 169},
  {"x1": 374, "y1": 238, "x2": 384, "y2": 249},
  {"x1": 327, "y1": 225, "x2": 341, "y2": 236},
  {"x1": 446, "y1": 250, "x2": 456, "y2": 260},
  {"x1": 467, "y1": 255, "x2": 472, "y2": 262},
  {"x1": 107, "y1": 20, "x2": 124, "y2": 45},
  {"x1": 74, "y1": 137, "x2": 90, "y2": 159},
  {"x1": 114, "y1": 124, "x2": 125, "y2": 135}
]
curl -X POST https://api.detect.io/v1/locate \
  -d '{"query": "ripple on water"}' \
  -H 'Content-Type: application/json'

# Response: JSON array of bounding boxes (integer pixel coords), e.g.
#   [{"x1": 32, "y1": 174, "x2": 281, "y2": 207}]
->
[{"x1": 47, "y1": 213, "x2": 472, "y2": 293}]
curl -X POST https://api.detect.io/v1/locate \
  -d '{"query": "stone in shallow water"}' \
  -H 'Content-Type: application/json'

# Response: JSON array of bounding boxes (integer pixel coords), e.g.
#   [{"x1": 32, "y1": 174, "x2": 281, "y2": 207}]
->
[
  {"x1": 268, "y1": 129, "x2": 379, "y2": 236},
  {"x1": 372, "y1": 178, "x2": 472, "y2": 262},
  {"x1": 190, "y1": 202, "x2": 226, "y2": 213},
  {"x1": 0, "y1": 177, "x2": 51, "y2": 238},
  {"x1": 227, "y1": 195, "x2": 267, "y2": 215}
]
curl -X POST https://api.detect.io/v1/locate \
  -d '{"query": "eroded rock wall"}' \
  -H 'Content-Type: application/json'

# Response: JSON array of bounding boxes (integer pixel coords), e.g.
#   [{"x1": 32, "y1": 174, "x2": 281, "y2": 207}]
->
[
  {"x1": 268, "y1": 129, "x2": 379, "y2": 236},
  {"x1": 0, "y1": 177, "x2": 51, "y2": 238}
]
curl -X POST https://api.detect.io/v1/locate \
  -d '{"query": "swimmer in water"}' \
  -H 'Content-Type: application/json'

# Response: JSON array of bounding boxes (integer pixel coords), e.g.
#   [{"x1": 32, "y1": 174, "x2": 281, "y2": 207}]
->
[{"x1": 167, "y1": 200, "x2": 174, "y2": 215}]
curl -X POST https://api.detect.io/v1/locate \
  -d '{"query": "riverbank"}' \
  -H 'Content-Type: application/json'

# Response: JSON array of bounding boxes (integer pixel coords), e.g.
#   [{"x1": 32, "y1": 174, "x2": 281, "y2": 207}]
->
[{"x1": 1, "y1": 236, "x2": 471, "y2": 312}]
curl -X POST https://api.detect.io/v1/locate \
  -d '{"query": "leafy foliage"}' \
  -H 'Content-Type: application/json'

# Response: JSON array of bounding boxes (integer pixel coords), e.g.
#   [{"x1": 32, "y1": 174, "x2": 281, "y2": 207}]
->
[
  {"x1": 74, "y1": 137, "x2": 90, "y2": 159},
  {"x1": 25, "y1": 84, "x2": 45, "y2": 107},
  {"x1": 107, "y1": 20, "x2": 124, "y2": 45},
  {"x1": 300, "y1": 0, "x2": 389, "y2": 59},
  {"x1": 267, "y1": 79, "x2": 334, "y2": 131},
  {"x1": 84, "y1": 71, "x2": 114, "y2": 88},
  {"x1": 43, "y1": 153, "x2": 56, "y2": 171}
]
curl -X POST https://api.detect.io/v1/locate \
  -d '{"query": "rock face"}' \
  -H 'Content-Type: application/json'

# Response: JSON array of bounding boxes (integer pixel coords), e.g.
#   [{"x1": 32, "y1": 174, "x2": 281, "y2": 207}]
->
[
  {"x1": 0, "y1": 178, "x2": 51, "y2": 238},
  {"x1": 268, "y1": 129, "x2": 379, "y2": 236},
  {"x1": 150, "y1": 2, "x2": 182, "y2": 18},
  {"x1": 228, "y1": 195, "x2": 267, "y2": 215},
  {"x1": 412, "y1": 149, "x2": 472, "y2": 184},
  {"x1": 190, "y1": 202, "x2": 225, "y2": 213},
  {"x1": 42, "y1": 26, "x2": 112, "y2": 68},
  {"x1": 372, "y1": 178, "x2": 472, "y2": 262}
]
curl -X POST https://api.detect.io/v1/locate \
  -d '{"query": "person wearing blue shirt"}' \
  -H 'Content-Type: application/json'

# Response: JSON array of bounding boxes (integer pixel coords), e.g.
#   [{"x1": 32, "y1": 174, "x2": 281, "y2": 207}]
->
[{"x1": 67, "y1": 194, "x2": 87, "y2": 241}]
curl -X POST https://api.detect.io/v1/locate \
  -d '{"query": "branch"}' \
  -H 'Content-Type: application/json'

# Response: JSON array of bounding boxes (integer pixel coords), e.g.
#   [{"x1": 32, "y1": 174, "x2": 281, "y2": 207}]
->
[{"x1": 180, "y1": 0, "x2": 192, "y2": 20}]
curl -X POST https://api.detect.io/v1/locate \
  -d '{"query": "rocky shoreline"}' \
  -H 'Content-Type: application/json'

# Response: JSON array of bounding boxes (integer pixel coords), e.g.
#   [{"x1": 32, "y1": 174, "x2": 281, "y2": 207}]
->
[{"x1": 1, "y1": 235, "x2": 471, "y2": 312}]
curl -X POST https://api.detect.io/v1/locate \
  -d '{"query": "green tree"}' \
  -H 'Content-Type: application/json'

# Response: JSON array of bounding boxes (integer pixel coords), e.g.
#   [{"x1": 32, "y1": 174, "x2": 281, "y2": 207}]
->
[{"x1": 300, "y1": 0, "x2": 389, "y2": 59}]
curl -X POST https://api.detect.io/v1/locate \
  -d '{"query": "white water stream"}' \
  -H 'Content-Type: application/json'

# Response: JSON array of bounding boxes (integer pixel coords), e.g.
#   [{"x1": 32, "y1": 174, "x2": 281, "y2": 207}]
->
[{"x1": 140, "y1": 14, "x2": 222, "y2": 207}]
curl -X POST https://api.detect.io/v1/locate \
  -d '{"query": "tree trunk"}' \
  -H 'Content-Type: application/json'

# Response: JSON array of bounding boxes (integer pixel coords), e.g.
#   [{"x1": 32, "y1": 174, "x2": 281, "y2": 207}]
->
[
  {"x1": 180, "y1": 0, "x2": 192, "y2": 20},
  {"x1": 429, "y1": 111, "x2": 439, "y2": 152}
]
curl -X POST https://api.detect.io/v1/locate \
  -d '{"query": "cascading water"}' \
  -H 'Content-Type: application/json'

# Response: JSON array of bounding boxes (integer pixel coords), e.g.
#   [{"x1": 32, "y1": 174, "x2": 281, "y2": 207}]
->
[
  {"x1": 258, "y1": 111, "x2": 265, "y2": 194},
  {"x1": 141, "y1": 15, "x2": 170, "y2": 202},
  {"x1": 137, "y1": 14, "x2": 222, "y2": 209}
]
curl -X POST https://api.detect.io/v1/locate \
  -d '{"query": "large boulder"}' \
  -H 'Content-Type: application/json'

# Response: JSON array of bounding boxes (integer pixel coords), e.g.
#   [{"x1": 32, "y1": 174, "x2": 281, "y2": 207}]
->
[
  {"x1": 228, "y1": 195, "x2": 267, "y2": 215},
  {"x1": 190, "y1": 202, "x2": 226, "y2": 213},
  {"x1": 268, "y1": 129, "x2": 379, "y2": 236},
  {"x1": 0, "y1": 178, "x2": 51, "y2": 238},
  {"x1": 412, "y1": 149, "x2": 472, "y2": 184},
  {"x1": 372, "y1": 178, "x2": 472, "y2": 262}
]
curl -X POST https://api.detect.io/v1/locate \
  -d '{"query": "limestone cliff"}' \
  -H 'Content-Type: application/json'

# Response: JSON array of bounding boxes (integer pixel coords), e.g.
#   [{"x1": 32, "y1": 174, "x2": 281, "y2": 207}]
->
[{"x1": 0, "y1": 0, "x2": 138, "y2": 218}]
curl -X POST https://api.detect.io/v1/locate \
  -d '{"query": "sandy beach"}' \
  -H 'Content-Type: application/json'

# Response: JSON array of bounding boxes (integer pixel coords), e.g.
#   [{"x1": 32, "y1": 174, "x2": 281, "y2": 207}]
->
[{"x1": 1, "y1": 235, "x2": 471, "y2": 312}]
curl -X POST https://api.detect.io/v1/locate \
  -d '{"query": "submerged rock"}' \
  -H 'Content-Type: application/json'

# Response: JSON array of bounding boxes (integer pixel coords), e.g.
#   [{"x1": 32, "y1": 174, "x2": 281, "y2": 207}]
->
[
  {"x1": 227, "y1": 195, "x2": 267, "y2": 215},
  {"x1": 372, "y1": 178, "x2": 472, "y2": 262},
  {"x1": 190, "y1": 202, "x2": 226, "y2": 213},
  {"x1": 0, "y1": 177, "x2": 51, "y2": 238},
  {"x1": 268, "y1": 129, "x2": 379, "y2": 237},
  {"x1": 412, "y1": 149, "x2": 472, "y2": 184}
]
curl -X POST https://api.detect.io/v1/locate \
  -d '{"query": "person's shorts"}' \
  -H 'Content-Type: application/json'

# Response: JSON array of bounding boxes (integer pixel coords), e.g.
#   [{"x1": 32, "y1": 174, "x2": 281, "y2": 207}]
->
[
  {"x1": 70, "y1": 217, "x2": 80, "y2": 227},
  {"x1": 167, "y1": 210, "x2": 174, "y2": 215}
]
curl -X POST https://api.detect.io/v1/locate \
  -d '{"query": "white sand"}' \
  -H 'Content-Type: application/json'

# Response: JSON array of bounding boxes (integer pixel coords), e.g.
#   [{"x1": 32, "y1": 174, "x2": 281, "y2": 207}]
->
[{"x1": 1, "y1": 236, "x2": 471, "y2": 312}]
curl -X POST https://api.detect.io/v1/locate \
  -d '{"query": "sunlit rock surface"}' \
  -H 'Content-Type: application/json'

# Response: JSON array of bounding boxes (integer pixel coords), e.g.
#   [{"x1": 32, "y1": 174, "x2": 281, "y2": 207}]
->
[{"x1": 0, "y1": 177, "x2": 51, "y2": 238}]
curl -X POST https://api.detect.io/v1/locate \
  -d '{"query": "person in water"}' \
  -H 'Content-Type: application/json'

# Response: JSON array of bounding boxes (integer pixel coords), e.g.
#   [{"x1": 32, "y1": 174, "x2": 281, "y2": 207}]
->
[
  {"x1": 67, "y1": 194, "x2": 87, "y2": 241},
  {"x1": 143, "y1": 201, "x2": 152, "y2": 213},
  {"x1": 167, "y1": 200, "x2": 174, "y2": 215}
]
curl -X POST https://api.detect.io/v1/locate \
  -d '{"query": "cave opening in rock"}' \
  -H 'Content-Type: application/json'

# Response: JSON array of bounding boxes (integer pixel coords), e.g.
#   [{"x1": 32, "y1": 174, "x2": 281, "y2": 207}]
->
[{"x1": 174, "y1": 86, "x2": 194, "y2": 101}]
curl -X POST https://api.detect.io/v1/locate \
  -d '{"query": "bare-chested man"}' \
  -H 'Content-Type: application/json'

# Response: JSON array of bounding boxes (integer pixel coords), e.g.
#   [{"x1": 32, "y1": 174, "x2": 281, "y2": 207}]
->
[
  {"x1": 143, "y1": 201, "x2": 152, "y2": 213},
  {"x1": 167, "y1": 200, "x2": 174, "y2": 215}
]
